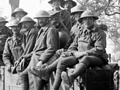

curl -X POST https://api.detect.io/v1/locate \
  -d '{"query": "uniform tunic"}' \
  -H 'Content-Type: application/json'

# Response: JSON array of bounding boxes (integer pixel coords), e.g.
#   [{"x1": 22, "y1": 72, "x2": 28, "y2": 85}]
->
[
  {"x1": 0, "y1": 26, "x2": 12, "y2": 65},
  {"x1": 3, "y1": 35, "x2": 23, "y2": 66},
  {"x1": 28, "y1": 23, "x2": 59, "y2": 90},
  {"x1": 0, "y1": 27, "x2": 12, "y2": 52},
  {"x1": 22, "y1": 26, "x2": 38, "y2": 58},
  {"x1": 69, "y1": 25, "x2": 108, "y2": 62},
  {"x1": 65, "y1": 21, "x2": 81, "y2": 49}
]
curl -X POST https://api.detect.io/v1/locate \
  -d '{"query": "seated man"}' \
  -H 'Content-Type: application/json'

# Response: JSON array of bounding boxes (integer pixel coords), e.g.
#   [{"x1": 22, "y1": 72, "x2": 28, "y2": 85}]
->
[
  {"x1": 31, "y1": 9, "x2": 108, "y2": 90},
  {"x1": 49, "y1": 10, "x2": 70, "y2": 48},
  {"x1": 65, "y1": 4, "x2": 85, "y2": 49},
  {"x1": 61, "y1": 0, "x2": 76, "y2": 13},
  {"x1": 20, "y1": 10, "x2": 59, "y2": 90},
  {"x1": 0, "y1": 17, "x2": 12, "y2": 66},
  {"x1": 48, "y1": 0, "x2": 72, "y2": 32},
  {"x1": 3, "y1": 19, "x2": 23, "y2": 72}
]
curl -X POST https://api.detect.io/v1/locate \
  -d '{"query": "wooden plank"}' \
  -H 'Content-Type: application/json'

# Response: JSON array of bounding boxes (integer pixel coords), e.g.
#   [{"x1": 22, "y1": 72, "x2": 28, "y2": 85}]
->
[{"x1": 0, "y1": 66, "x2": 23, "y2": 90}]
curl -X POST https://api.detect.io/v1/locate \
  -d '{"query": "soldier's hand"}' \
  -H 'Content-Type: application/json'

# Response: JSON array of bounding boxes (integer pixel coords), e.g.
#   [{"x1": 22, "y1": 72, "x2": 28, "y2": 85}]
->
[
  {"x1": 36, "y1": 61, "x2": 43, "y2": 70},
  {"x1": 6, "y1": 64, "x2": 12, "y2": 72},
  {"x1": 73, "y1": 51, "x2": 88, "y2": 59},
  {"x1": 19, "y1": 58, "x2": 25, "y2": 69},
  {"x1": 14, "y1": 60, "x2": 20, "y2": 66},
  {"x1": 56, "y1": 48, "x2": 66, "y2": 55}
]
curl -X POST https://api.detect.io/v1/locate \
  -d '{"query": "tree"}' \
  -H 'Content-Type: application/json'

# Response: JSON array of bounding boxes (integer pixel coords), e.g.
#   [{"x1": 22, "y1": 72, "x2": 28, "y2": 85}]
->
[
  {"x1": 9, "y1": 0, "x2": 19, "y2": 13},
  {"x1": 77, "y1": 0, "x2": 120, "y2": 16}
]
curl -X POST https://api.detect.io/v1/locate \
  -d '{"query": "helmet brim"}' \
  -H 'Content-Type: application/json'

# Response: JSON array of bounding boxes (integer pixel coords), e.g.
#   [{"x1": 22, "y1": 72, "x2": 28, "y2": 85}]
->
[
  {"x1": 34, "y1": 16, "x2": 50, "y2": 19},
  {"x1": 79, "y1": 16, "x2": 98, "y2": 23},
  {"x1": 19, "y1": 21, "x2": 36, "y2": 26},
  {"x1": 61, "y1": 1, "x2": 76, "y2": 7},
  {"x1": 8, "y1": 24, "x2": 18, "y2": 27},
  {"x1": 0, "y1": 21, "x2": 8, "y2": 23},
  {"x1": 11, "y1": 11, "x2": 28, "y2": 17},
  {"x1": 71, "y1": 10, "x2": 84, "y2": 15}
]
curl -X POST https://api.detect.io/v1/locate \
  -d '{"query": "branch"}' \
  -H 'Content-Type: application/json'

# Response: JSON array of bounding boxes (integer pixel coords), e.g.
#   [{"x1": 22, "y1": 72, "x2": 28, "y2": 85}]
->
[{"x1": 105, "y1": 11, "x2": 120, "y2": 16}]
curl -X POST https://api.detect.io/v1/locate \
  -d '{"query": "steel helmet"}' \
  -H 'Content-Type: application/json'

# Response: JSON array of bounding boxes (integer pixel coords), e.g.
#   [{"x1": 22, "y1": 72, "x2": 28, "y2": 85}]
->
[
  {"x1": 11, "y1": 8, "x2": 28, "y2": 17},
  {"x1": 34, "y1": 10, "x2": 50, "y2": 19},
  {"x1": 19, "y1": 16, "x2": 36, "y2": 24},
  {"x1": 62, "y1": 0, "x2": 76, "y2": 7},
  {"x1": 8, "y1": 19, "x2": 19, "y2": 27},
  {"x1": 99, "y1": 24, "x2": 108, "y2": 31},
  {"x1": 71, "y1": 5, "x2": 85, "y2": 14},
  {"x1": 0, "y1": 17, "x2": 8, "y2": 23},
  {"x1": 48, "y1": 0, "x2": 64, "y2": 4},
  {"x1": 48, "y1": 10, "x2": 60, "y2": 16},
  {"x1": 79, "y1": 9, "x2": 98, "y2": 21}
]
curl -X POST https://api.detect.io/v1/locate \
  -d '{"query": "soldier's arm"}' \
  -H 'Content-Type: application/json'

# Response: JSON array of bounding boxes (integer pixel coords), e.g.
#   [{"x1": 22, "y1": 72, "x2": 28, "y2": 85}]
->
[
  {"x1": 68, "y1": 33, "x2": 79, "y2": 51},
  {"x1": 23, "y1": 28, "x2": 38, "y2": 55},
  {"x1": 3, "y1": 38, "x2": 11, "y2": 66},
  {"x1": 61, "y1": 10, "x2": 72, "y2": 32},
  {"x1": 39, "y1": 27, "x2": 59, "y2": 63},
  {"x1": 86, "y1": 30, "x2": 106, "y2": 56}
]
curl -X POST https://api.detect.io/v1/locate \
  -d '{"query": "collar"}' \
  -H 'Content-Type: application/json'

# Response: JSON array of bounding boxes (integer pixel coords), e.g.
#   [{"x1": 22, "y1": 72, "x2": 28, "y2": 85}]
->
[
  {"x1": 52, "y1": 6, "x2": 63, "y2": 11},
  {"x1": 24, "y1": 26, "x2": 34, "y2": 36},
  {"x1": 40, "y1": 23, "x2": 51, "y2": 32},
  {"x1": 82, "y1": 24, "x2": 96, "y2": 32},
  {"x1": 76, "y1": 21, "x2": 81, "y2": 27},
  {"x1": 12, "y1": 34, "x2": 22, "y2": 41}
]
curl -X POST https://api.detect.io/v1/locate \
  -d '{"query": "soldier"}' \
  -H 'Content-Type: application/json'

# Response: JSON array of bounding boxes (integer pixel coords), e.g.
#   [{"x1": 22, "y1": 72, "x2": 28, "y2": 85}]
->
[
  {"x1": 20, "y1": 10, "x2": 59, "y2": 90},
  {"x1": 0, "y1": 17, "x2": 12, "y2": 66},
  {"x1": 49, "y1": 10, "x2": 70, "y2": 48},
  {"x1": 14, "y1": 16, "x2": 38, "y2": 90},
  {"x1": 70, "y1": 4, "x2": 85, "y2": 26},
  {"x1": 11, "y1": 8, "x2": 28, "y2": 21},
  {"x1": 62, "y1": 0, "x2": 76, "y2": 13},
  {"x1": 29, "y1": 5, "x2": 85, "y2": 80},
  {"x1": 32, "y1": 9, "x2": 108, "y2": 90},
  {"x1": 3, "y1": 19, "x2": 23, "y2": 72},
  {"x1": 65, "y1": 4, "x2": 85, "y2": 49},
  {"x1": 48, "y1": 0, "x2": 72, "y2": 32}
]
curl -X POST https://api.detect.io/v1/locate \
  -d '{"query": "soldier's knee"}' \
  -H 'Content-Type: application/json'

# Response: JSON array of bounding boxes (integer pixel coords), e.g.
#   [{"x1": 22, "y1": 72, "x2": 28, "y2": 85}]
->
[{"x1": 79, "y1": 56, "x2": 90, "y2": 66}]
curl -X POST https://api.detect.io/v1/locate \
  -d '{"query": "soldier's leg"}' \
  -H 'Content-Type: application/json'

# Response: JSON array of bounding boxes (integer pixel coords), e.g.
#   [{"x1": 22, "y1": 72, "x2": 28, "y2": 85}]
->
[
  {"x1": 20, "y1": 73, "x2": 29, "y2": 90},
  {"x1": 62, "y1": 56, "x2": 105, "y2": 88},
  {"x1": 30, "y1": 49, "x2": 66, "y2": 80},
  {"x1": 0, "y1": 54, "x2": 4, "y2": 66},
  {"x1": 52, "y1": 56, "x2": 78, "y2": 90}
]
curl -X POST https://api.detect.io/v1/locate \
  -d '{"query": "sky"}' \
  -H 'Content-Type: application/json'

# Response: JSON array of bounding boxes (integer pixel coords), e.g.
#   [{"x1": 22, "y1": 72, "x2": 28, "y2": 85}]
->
[
  {"x1": 20, "y1": 0, "x2": 52, "y2": 17},
  {"x1": 0, "y1": 0, "x2": 78, "y2": 19},
  {"x1": 0, "y1": 0, "x2": 52, "y2": 19}
]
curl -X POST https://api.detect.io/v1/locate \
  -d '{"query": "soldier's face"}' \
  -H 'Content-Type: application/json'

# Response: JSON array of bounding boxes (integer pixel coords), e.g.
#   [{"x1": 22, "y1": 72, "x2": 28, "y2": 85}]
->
[
  {"x1": 64, "y1": 2, "x2": 73, "y2": 10},
  {"x1": 15, "y1": 12, "x2": 26, "y2": 21},
  {"x1": 51, "y1": 1, "x2": 61, "y2": 8},
  {"x1": 0, "y1": 22, "x2": 6, "y2": 30},
  {"x1": 74, "y1": 12, "x2": 82, "y2": 21},
  {"x1": 11, "y1": 26, "x2": 20, "y2": 34},
  {"x1": 50, "y1": 13, "x2": 60, "y2": 26},
  {"x1": 37, "y1": 17, "x2": 49, "y2": 27},
  {"x1": 82, "y1": 17, "x2": 95, "y2": 28},
  {"x1": 21, "y1": 22, "x2": 31, "y2": 29}
]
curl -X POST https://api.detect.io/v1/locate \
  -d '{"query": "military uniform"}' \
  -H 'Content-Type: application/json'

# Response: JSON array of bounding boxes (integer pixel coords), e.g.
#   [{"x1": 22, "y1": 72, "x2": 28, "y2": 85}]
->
[
  {"x1": 20, "y1": 23, "x2": 59, "y2": 90},
  {"x1": 65, "y1": 21, "x2": 81, "y2": 49},
  {"x1": 16, "y1": 26, "x2": 39, "y2": 90},
  {"x1": 22, "y1": 26, "x2": 38, "y2": 57},
  {"x1": 0, "y1": 27, "x2": 12, "y2": 65},
  {"x1": 3, "y1": 35, "x2": 23, "y2": 67},
  {"x1": 51, "y1": 8, "x2": 72, "y2": 32},
  {"x1": 60, "y1": 9, "x2": 72, "y2": 31},
  {"x1": 39, "y1": 25, "x2": 108, "y2": 90}
]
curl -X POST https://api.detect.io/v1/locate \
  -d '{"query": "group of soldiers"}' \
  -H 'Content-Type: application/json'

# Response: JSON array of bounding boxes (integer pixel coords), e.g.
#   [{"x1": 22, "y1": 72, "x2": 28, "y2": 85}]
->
[{"x1": 0, "y1": 0, "x2": 109, "y2": 90}]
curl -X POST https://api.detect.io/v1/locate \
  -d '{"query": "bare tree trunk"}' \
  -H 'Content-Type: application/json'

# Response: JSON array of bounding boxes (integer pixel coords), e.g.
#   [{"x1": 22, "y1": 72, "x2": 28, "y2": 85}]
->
[{"x1": 9, "y1": 0, "x2": 19, "y2": 13}]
